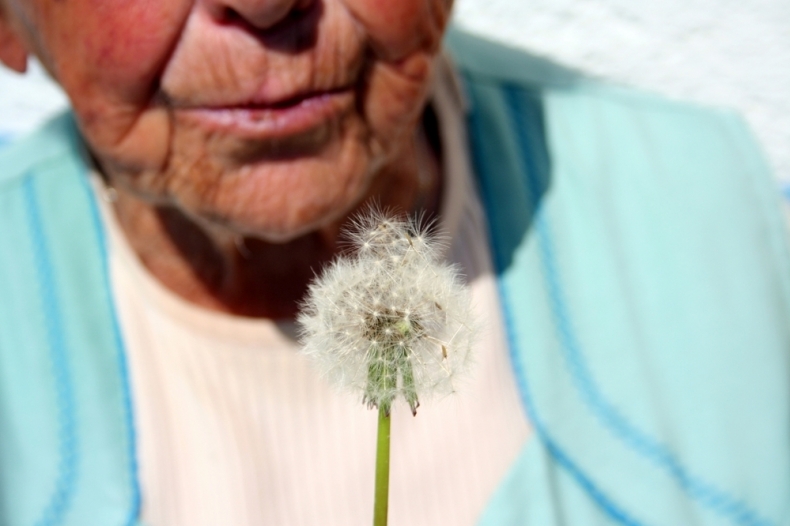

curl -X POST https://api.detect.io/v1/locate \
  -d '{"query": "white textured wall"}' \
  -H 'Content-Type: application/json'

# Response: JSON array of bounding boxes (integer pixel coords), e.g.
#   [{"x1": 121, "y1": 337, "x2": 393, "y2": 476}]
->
[
  {"x1": 1, "y1": 2, "x2": 788, "y2": 185},
  {"x1": 0, "y1": 59, "x2": 67, "y2": 140},
  {"x1": 452, "y1": 0, "x2": 790, "y2": 185}
]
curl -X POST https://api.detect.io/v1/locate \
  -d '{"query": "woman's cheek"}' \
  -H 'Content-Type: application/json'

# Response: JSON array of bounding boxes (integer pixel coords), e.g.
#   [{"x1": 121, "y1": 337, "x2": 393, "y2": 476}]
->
[
  {"x1": 364, "y1": 52, "x2": 434, "y2": 152},
  {"x1": 344, "y1": 0, "x2": 449, "y2": 60},
  {"x1": 39, "y1": 0, "x2": 190, "y2": 173},
  {"x1": 73, "y1": 0, "x2": 190, "y2": 103}
]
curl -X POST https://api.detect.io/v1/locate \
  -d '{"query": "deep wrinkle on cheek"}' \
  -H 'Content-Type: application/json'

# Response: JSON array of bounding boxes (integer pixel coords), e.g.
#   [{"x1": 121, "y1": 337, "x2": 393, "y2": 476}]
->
[{"x1": 348, "y1": 0, "x2": 446, "y2": 60}]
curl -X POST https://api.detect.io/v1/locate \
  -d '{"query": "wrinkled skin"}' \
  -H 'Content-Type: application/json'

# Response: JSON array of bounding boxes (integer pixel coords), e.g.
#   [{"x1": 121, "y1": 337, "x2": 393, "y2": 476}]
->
[{"x1": 0, "y1": 0, "x2": 452, "y2": 317}]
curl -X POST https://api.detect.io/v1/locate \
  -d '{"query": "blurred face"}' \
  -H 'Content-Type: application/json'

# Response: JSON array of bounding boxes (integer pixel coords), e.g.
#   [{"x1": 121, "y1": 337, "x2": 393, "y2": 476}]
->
[{"x1": 0, "y1": 0, "x2": 451, "y2": 240}]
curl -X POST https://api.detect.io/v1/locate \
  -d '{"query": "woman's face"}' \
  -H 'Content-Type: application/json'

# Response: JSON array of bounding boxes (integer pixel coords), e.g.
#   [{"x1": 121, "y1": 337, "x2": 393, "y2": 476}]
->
[{"x1": 0, "y1": 0, "x2": 451, "y2": 240}]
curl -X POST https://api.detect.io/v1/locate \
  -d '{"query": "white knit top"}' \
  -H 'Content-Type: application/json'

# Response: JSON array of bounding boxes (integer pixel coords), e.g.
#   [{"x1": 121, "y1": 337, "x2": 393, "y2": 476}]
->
[{"x1": 94, "y1": 56, "x2": 532, "y2": 526}]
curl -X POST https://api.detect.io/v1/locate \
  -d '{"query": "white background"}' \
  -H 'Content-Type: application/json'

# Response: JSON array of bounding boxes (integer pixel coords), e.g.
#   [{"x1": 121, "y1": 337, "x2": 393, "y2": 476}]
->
[{"x1": 1, "y1": 1, "x2": 788, "y2": 185}]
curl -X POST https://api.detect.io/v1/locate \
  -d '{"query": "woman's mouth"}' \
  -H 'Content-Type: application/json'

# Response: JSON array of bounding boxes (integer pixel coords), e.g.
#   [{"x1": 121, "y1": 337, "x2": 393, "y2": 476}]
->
[{"x1": 178, "y1": 88, "x2": 355, "y2": 140}]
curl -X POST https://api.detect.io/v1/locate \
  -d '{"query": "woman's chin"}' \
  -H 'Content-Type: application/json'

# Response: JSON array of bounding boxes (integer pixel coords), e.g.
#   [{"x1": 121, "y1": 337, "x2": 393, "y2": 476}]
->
[
  {"x1": 99, "y1": 101, "x2": 395, "y2": 245},
  {"x1": 178, "y1": 157, "x2": 372, "y2": 244}
]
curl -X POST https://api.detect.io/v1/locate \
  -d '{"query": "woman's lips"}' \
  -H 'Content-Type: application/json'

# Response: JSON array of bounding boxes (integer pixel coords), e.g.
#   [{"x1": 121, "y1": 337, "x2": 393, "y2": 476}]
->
[{"x1": 178, "y1": 89, "x2": 354, "y2": 139}]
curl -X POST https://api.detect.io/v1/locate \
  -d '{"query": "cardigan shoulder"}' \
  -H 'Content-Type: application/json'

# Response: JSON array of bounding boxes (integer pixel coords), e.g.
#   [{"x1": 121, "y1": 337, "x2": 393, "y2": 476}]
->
[
  {"x1": 0, "y1": 112, "x2": 82, "y2": 190},
  {"x1": 449, "y1": 27, "x2": 790, "y2": 526}
]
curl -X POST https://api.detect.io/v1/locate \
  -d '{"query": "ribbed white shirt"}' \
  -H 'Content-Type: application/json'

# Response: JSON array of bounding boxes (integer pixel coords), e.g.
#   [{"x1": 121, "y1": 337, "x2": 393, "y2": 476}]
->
[{"x1": 94, "y1": 55, "x2": 532, "y2": 526}]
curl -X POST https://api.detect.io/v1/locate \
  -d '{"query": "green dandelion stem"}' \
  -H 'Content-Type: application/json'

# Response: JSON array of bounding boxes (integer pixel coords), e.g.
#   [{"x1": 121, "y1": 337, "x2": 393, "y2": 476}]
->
[{"x1": 373, "y1": 405, "x2": 391, "y2": 526}]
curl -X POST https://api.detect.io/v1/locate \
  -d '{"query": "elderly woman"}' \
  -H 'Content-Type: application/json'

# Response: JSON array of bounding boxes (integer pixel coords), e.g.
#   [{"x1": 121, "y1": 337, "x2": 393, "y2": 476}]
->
[{"x1": 1, "y1": 0, "x2": 788, "y2": 525}]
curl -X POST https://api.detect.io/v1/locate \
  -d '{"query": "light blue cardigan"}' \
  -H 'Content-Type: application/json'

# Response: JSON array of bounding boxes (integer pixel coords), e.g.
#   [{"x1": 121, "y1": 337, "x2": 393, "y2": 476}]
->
[{"x1": 1, "y1": 30, "x2": 788, "y2": 525}]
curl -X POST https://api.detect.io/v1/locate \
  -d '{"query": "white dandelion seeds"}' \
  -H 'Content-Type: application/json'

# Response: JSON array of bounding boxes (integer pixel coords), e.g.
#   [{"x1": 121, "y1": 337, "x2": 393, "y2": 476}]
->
[{"x1": 298, "y1": 210, "x2": 476, "y2": 415}]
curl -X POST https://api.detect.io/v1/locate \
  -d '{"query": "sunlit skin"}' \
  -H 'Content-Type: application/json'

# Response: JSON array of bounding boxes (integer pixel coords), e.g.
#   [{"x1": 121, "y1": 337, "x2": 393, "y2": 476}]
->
[{"x1": 0, "y1": 0, "x2": 452, "y2": 318}]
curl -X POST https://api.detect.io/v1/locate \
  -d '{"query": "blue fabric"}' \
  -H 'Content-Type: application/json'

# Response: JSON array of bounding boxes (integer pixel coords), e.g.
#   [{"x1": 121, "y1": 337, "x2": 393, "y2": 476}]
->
[
  {"x1": 0, "y1": 115, "x2": 139, "y2": 525},
  {"x1": 447, "y1": 29, "x2": 790, "y2": 526}
]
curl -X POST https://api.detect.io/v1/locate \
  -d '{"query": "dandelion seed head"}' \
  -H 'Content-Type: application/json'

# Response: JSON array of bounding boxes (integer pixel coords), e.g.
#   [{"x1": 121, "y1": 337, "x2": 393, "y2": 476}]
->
[{"x1": 298, "y1": 209, "x2": 476, "y2": 415}]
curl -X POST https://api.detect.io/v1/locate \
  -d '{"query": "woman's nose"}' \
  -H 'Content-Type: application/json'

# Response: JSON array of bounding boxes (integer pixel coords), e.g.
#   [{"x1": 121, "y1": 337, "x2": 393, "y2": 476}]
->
[{"x1": 203, "y1": 0, "x2": 314, "y2": 31}]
